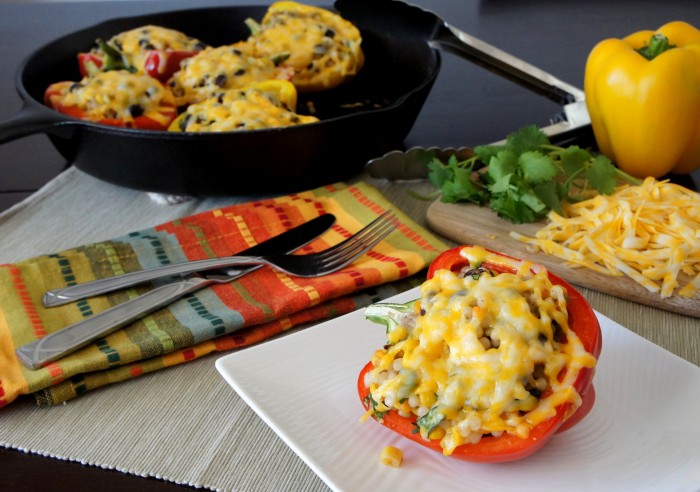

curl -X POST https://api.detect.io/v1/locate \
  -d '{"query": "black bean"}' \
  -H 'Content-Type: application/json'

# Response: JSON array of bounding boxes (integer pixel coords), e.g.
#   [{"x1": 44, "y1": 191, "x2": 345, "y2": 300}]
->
[
  {"x1": 214, "y1": 74, "x2": 228, "y2": 87},
  {"x1": 128, "y1": 104, "x2": 144, "y2": 117},
  {"x1": 233, "y1": 68, "x2": 246, "y2": 77},
  {"x1": 324, "y1": 28, "x2": 336, "y2": 38},
  {"x1": 139, "y1": 39, "x2": 155, "y2": 50}
]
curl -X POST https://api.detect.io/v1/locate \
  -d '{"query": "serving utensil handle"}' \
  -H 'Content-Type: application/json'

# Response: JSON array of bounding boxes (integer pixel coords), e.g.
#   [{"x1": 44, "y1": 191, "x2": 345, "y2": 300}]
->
[{"x1": 432, "y1": 23, "x2": 585, "y2": 106}]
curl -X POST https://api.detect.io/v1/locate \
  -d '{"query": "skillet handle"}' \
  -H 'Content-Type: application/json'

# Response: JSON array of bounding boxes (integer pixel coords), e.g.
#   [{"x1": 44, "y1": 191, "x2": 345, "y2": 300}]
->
[
  {"x1": 431, "y1": 23, "x2": 585, "y2": 107},
  {"x1": 0, "y1": 103, "x2": 75, "y2": 144}
]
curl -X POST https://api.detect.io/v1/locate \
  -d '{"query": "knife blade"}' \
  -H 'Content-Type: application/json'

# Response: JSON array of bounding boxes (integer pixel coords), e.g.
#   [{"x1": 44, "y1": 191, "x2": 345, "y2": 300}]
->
[
  {"x1": 18, "y1": 214, "x2": 336, "y2": 369},
  {"x1": 42, "y1": 213, "x2": 336, "y2": 307}
]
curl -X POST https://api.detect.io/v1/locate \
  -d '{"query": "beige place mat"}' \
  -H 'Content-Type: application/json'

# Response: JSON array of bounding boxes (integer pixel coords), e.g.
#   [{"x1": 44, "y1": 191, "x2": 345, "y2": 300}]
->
[{"x1": 1, "y1": 354, "x2": 328, "y2": 491}]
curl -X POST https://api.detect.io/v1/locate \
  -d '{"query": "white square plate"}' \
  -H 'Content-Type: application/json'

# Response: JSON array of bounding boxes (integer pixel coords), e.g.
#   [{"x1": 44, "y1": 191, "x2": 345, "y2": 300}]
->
[{"x1": 216, "y1": 287, "x2": 700, "y2": 491}]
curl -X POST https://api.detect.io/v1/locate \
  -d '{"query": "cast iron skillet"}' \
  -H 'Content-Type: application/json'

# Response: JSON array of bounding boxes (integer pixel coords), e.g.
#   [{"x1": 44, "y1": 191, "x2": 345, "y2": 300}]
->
[{"x1": 0, "y1": 4, "x2": 440, "y2": 196}]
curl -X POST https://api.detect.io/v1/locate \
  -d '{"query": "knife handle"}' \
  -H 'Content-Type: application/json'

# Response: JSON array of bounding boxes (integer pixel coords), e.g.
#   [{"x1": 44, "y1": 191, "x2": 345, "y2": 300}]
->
[
  {"x1": 17, "y1": 277, "x2": 212, "y2": 370},
  {"x1": 42, "y1": 258, "x2": 262, "y2": 307}
]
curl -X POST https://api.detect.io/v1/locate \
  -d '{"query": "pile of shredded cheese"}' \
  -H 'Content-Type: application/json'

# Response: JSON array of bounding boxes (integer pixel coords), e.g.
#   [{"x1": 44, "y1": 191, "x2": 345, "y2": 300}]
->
[{"x1": 511, "y1": 177, "x2": 700, "y2": 298}]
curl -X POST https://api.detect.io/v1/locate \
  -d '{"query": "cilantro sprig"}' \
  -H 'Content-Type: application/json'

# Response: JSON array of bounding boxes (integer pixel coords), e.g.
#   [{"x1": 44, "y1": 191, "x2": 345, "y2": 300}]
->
[{"x1": 427, "y1": 125, "x2": 641, "y2": 224}]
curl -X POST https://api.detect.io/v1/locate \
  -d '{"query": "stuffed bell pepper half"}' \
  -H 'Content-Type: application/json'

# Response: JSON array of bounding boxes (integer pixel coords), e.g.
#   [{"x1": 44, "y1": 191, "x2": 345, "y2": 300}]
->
[
  {"x1": 44, "y1": 70, "x2": 178, "y2": 130},
  {"x1": 78, "y1": 25, "x2": 207, "y2": 82},
  {"x1": 359, "y1": 245, "x2": 602, "y2": 463}
]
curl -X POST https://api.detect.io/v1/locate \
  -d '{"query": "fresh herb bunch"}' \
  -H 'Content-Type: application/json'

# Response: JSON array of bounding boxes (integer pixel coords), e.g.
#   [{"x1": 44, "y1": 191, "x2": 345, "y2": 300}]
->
[{"x1": 427, "y1": 125, "x2": 641, "y2": 224}]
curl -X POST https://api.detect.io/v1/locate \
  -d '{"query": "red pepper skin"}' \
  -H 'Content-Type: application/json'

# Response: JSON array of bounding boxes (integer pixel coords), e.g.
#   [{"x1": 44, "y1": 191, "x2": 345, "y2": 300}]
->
[
  {"x1": 44, "y1": 83, "x2": 177, "y2": 131},
  {"x1": 359, "y1": 245, "x2": 602, "y2": 463},
  {"x1": 143, "y1": 50, "x2": 197, "y2": 82},
  {"x1": 78, "y1": 50, "x2": 196, "y2": 82},
  {"x1": 77, "y1": 53, "x2": 104, "y2": 77}
]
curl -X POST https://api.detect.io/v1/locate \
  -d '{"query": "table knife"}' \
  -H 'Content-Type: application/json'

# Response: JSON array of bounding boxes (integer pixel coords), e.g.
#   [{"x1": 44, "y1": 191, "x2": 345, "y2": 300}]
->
[{"x1": 17, "y1": 214, "x2": 335, "y2": 370}]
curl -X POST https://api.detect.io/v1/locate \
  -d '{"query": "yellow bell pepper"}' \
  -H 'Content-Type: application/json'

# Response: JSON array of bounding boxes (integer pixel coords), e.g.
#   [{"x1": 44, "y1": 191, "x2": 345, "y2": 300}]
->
[{"x1": 584, "y1": 21, "x2": 700, "y2": 177}]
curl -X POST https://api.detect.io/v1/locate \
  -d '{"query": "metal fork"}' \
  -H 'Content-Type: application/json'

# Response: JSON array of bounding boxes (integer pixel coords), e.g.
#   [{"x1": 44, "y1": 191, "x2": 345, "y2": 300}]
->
[
  {"x1": 203, "y1": 210, "x2": 397, "y2": 278},
  {"x1": 15, "y1": 211, "x2": 398, "y2": 370}
]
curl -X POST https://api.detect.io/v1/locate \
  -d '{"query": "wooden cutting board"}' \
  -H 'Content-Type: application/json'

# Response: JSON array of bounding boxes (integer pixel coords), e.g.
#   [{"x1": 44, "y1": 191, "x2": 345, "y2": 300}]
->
[{"x1": 426, "y1": 200, "x2": 700, "y2": 318}]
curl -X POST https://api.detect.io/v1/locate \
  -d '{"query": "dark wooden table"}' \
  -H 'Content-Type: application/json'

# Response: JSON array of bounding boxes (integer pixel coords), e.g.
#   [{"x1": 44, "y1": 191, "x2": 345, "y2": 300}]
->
[{"x1": 1, "y1": 0, "x2": 698, "y2": 489}]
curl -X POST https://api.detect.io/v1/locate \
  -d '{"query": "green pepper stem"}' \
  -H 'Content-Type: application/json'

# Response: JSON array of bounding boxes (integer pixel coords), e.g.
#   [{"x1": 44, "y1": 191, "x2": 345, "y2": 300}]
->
[
  {"x1": 636, "y1": 33, "x2": 675, "y2": 61},
  {"x1": 365, "y1": 301, "x2": 418, "y2": 341}
]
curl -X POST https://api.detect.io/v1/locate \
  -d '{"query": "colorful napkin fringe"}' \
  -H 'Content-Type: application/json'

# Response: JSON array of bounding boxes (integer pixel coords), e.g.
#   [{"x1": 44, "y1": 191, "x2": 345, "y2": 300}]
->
[{"x1": 0, "y1": 182, "x2": 447, "y2": 407}]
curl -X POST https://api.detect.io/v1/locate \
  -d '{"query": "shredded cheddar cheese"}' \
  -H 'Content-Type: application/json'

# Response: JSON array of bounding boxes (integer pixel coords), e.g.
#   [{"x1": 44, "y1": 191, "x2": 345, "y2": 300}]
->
[
  {"x1": 364, "y1": 247, "x2": 596, "y2": 456},
  {"x1": 168, "y1": 42, "x2": 282, "y2": 107},
  {"x1": 511, "y1": 177, "x2": 700, "y2": 298},
  {"x1": 170, "y1": 80, "x2": 318, "y2": 132}
]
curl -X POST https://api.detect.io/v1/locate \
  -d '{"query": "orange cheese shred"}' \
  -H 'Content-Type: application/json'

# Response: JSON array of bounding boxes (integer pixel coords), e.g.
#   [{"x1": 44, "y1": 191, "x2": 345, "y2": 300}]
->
[{"x1": 510, "y1": 177, "x2": 700, "y2": 298}]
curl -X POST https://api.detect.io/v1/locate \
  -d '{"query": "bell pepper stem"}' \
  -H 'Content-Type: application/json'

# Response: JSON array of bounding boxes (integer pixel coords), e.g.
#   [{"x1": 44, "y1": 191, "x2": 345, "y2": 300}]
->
[
  {"x1": 244, "y1": 18, "x2": 262, "y2": 36},
  {"x1": 636, "y1": 33, "x2": 675, "y2": 61},
  {"x1": 365, "y1": 301, "x2": 418, "y2": 338}
]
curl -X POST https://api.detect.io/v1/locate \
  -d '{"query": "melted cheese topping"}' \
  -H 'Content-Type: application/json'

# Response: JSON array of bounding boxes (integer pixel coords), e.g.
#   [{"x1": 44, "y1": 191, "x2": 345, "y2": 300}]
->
[
  {"x1": 172, "y1": 81, "x2": 318, "y2": 132},
  {"x1": 511, "y1": 177, "x2": 700, "y2": 298},
  {"x1": 248, "y1": 1, "x2": 364, "y2": 92},
  {"x1": 168, "y1": 42, "x2": 280, "y2": 106},
  {"x1": 366, "y1": 247, "x2": 596, "y2": 455},
  {"x1": 107, "y1": 25, "x2": 206, "y2": 73},
  {"x1": 50, "y1": 70, "x2": 175, "y2": 125}
]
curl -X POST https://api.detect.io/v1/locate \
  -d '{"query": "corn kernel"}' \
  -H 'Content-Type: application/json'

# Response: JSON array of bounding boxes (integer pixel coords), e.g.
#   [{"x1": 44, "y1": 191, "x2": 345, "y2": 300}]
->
[
  {"x1": 380, "y1": 446, "x2": 403, "y2": 468},
  {"x1": 427, "y1": 427, "x2": 446, "y2": 440}
]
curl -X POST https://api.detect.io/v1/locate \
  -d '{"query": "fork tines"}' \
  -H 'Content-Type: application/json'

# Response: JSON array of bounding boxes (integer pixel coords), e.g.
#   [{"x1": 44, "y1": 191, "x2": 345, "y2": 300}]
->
[{"x1": 317, "y1": 210, "x2": 397, "y2": 271}]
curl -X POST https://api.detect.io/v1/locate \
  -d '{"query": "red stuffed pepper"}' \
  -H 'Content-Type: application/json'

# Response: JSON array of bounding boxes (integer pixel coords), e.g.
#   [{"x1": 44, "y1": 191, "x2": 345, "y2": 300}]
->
[
  {"x1": 45, "y1": 70, "x2": 178, "y2": 130},
  {"x1": 78, "y1": 25, "x2": 206, "y2": 82},
  {"x1": 358, "y1": 245, "x2": 602, "y2": 463}
]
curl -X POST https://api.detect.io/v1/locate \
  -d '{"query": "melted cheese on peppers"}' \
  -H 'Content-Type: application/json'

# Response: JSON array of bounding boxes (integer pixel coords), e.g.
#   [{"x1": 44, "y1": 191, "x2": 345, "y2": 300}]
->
[
  {"x1": 511, "y1": 177, "x2": 700, "y2": 298},
  {"x1": 49, "y1": 70, "x2": 175, "y2": 125},
  {"x1": 365, "y1": 247, "x2": 596, "y2": 455},
  {"x1": 171, "y1": 81, "x2": 318, "y2": 132},
  {"x1": 105, "y1": 25, "x2": 206, "y2": 73},
  {"x1": 168, "y1": 42, "x2": 281, "y2": 106},
  {"x1": 247, "y1": 1, "x2": 364, "y2": 92}
]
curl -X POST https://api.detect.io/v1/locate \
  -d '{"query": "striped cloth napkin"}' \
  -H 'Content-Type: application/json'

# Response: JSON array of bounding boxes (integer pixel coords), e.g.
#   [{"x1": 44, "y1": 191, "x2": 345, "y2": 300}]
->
[{"x1": 0, "y1": 182, "x2": 447, "y2": 407}]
